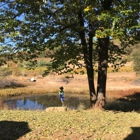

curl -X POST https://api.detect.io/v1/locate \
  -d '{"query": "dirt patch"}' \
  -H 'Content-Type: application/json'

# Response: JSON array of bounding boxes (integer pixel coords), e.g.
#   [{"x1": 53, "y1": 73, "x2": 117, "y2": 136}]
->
[
  {"x1": 2, "y1": 72, "x2": 140, "y2": 98},
  {"x1": 18, "y1": 72, "x2": 140, "y2": 90}
]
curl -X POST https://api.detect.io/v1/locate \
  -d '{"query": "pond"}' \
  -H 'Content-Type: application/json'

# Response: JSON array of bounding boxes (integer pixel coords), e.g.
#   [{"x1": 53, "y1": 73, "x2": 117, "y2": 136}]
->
[{"x1": 3, "y1": 94, "x2": 90, "y2": 110}]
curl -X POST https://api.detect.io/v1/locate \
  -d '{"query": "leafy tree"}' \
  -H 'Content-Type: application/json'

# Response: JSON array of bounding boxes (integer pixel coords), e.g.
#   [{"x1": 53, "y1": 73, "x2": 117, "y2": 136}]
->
[{"x1": 0, "y1": 0, "x2": 140, "y2": 108}]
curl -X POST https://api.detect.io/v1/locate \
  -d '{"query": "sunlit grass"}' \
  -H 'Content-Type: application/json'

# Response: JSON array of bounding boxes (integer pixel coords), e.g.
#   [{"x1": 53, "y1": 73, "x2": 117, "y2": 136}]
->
[
  {"x1": 0, "y1": 109, "x2": 140, "y2": 139},
  {"x1": 107, "y1": 66, "x2": 134, "y2": 73},
  {"x1": 73, "y1": 65, "x2": 134, "y2": 74},
  {"x1": 0, "y1": 88, "x2": 56, "y2": 97},
  {"x1": 0, "y1": 86, "x2": 89, "y2": 97}
]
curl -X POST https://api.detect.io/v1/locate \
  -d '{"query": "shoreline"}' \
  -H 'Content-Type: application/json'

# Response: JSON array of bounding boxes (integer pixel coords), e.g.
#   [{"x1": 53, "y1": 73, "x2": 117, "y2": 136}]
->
[{"x1": 1, "y1": 87, "x2": 140, "y2": 100}]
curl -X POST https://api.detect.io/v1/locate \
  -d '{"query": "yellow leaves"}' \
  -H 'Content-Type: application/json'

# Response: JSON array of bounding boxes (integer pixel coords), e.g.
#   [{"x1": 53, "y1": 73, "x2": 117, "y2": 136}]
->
[
  {"x1": 97, "y1": 12, "x2": 111, "y2": 22},
  {"x1": 110, "y1": 29, "x2": 125, "y2": 39},
  {"x1": 95, "y1": 26, "x2": 124, "y2": 39},
  {"x1": 9, "y1": 31, "x2": 20, "y2": 38},
  {"x1": 97, "y1": 16, "x2": 101, "y2": 21},
  {"x1": 95, "y1": 27, "x2": 111, "y2": 38},
  {"x1": 99, "y1": 26, "x2": 104, "y2": 30},
  {"x1": 84, "y1": 5, "x2": 93, "y2": 12},
  {"x1": 110, "y1": 31, "x2": 118, "y2": 39}
]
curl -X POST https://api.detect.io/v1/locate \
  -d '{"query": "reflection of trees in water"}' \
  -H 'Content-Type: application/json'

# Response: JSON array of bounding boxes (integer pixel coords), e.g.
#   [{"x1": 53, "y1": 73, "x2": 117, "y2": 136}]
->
[
  {"x1": 66, "y1": 97, "x2": 80, "y2": 109},
  {"x1": 0, "y1": 99, "x2": 18, "y2": 109},
  {"x1": 3, "y1": 95, "x2": 90, "y2": 110},
  {"x1": 29, "y1": 95, "x2": 61, "y2": 108},
  {"x1": 6, "y1": 100, "x2": 17, "y2": 109},
  {"x1": 23, "y1": 97, "x2": 27, "y2": 105},
  {"x1": 25, "y1": 95, "x2": 90, "y2": 109},
  {"x1": 66, "y1": 97, "x2": 90, "y2": 109},
  {"x1": 29, "y1": 95, "x2": 90, "y2": 109}
]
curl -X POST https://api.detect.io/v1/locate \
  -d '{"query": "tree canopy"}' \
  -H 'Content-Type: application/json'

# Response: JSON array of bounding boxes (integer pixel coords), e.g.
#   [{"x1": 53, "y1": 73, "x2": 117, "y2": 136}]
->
[{"x1": 0, "y1": 0, "x2": 140, "y2": 108}]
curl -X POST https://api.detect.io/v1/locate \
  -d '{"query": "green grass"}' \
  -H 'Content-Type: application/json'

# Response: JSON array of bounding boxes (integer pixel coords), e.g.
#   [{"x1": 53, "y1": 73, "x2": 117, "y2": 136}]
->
[{"x1": 0, "y1": 109, "x2": 140, "y2": 140}]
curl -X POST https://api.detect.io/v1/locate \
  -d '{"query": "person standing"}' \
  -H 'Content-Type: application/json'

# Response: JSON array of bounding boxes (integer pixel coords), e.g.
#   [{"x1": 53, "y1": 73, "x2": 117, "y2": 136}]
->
[{"x1": 59, "y1": 86, "x2": 65, "y2": 106}]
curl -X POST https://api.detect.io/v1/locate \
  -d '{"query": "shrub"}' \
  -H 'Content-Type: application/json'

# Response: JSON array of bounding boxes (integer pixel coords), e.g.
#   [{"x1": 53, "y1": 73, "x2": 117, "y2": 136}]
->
[
  {"x1": 18, "y1": 63, "x2": 24, "y2": 67},
  {"x1": 37, "y1": 59, "x2": 51, "y2": 67},
  {"x1": 133, "y1": 46, "x2": 140, "y2": 75},
  {"x1": 0, "y1": 68, "x2": 12, "y2": 77}
]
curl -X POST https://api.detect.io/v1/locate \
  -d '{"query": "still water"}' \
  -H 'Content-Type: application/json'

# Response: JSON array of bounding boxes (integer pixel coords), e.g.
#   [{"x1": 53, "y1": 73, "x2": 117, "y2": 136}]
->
[{"x1": 4, "y1": 94, "x2": 90, "y2": 110}]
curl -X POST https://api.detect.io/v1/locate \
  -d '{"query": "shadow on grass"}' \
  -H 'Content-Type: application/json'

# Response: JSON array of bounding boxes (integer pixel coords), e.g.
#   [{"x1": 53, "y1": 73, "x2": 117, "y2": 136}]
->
[
  {"x1": 0, "y1": 121, "x2": 31, "y2": 140},
  {"x1": 105, "y1": 92, "x2": 140, "y2": 112},
  {"x1": 124, "y1": 127, "x2": 140, "y2": 140}
]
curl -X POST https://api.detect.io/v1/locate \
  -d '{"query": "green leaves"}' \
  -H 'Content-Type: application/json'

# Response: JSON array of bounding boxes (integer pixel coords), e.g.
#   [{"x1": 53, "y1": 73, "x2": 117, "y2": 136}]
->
[{"x1": 0, "y1": 0, "x2": 139, "y2": 70}]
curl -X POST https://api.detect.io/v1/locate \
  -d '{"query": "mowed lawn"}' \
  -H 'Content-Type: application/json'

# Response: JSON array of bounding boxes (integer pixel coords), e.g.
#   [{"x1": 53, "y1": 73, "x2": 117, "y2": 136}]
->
[{"x1": 0, "y1": 109, "x2": 140, "y2": 140}]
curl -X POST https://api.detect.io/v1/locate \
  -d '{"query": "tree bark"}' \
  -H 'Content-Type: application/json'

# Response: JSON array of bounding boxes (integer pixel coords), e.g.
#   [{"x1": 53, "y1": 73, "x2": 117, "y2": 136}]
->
[
  {"x1": 78, "y1": 11, "x2": 97, "y2": 107},
  {"x1": 94, "y1": 0, "x2": 113, "y2": 109},
  {"x1": 88, "y1": 22, "x2": 97, "y2": 107},
  {"x1": 96, "y1": 37, "x2": 109, "y2": 108},
  {"x1": 78, "y1": 0, "x2": 112, "y2": 109}
]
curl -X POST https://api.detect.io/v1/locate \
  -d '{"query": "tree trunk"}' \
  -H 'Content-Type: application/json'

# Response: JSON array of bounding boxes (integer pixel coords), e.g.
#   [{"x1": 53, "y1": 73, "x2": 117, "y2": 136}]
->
[
  {"x1": 78, "y1": 11, "x2": 97, "y2": 107},
  {"x1": 88, "y1": 33, "x2": 97, "y2": 107},
  {"x1": 96, "y1": 37, "x2": 109, "y2": 109},
  {"x1": 94, "y1": 0, "x2": 112, "y2": 109},
  {"x1": 81, "y1": 40, "x2": 96, "y2": 107},
  {"x1": 78, "y1": 0, "x2": 112, "y2": 108}
]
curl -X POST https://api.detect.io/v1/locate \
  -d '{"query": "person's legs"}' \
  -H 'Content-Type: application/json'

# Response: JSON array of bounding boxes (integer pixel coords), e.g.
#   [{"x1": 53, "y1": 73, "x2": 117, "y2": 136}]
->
[
  {"x1": 61, "y1": 101, "x2": 64, "y2": 106},
  {"x1": 60, "y1": 98, "x2": 64, "y2": 106}
]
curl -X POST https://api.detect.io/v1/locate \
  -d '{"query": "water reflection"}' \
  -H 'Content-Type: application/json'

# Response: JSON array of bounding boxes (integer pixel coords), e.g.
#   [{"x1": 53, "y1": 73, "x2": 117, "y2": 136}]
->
[
  {"x1": 17, "y1": 100, "x2": 44, "y2": 110},
  {"x1": 4, "y1": 94, "x2": 90, "y2": 110}
]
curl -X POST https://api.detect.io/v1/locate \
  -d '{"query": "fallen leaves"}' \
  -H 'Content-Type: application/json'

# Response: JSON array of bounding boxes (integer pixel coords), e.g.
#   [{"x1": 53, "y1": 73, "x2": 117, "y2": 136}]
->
[{"x1": 0, "y1": 110, "x2": 140, "y2": 139}]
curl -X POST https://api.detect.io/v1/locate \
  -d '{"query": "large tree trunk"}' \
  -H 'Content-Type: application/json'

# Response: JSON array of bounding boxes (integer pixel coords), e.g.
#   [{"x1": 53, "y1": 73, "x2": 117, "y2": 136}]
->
[
  {"x1": 81, "y1": 39, "x2": 96, "y2": 107},
  {"x1": 78, "y1": 11, "x2": 97, "y2": 107},
  {"x1": 94, "y1": 0, "x2": 113, "y2": 109},
  {"x1": 78, "y1": 0, "x2": 112, "y2": 109},
  {"x1": 88, "y1": 35, "x2": 97, "y2": 106},
  {"x1": 96, "y1": 37, "x2": 109, "y2": 108}
]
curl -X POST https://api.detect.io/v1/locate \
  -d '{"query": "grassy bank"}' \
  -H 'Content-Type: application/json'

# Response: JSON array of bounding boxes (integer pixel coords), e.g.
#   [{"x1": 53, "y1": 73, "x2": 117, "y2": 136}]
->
[
  {"x1": 0, "y1": 88, "x2": 55, "y2": 97},
  {"x1": 0, "y1": 109, "x2": 140, "y2": 140},
  {"x1": 0, "y1": 63, "x2": 135, "y2": 97},
  {"x1": 0, "y1": 87, "x2": 90, "y2": 98}
]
